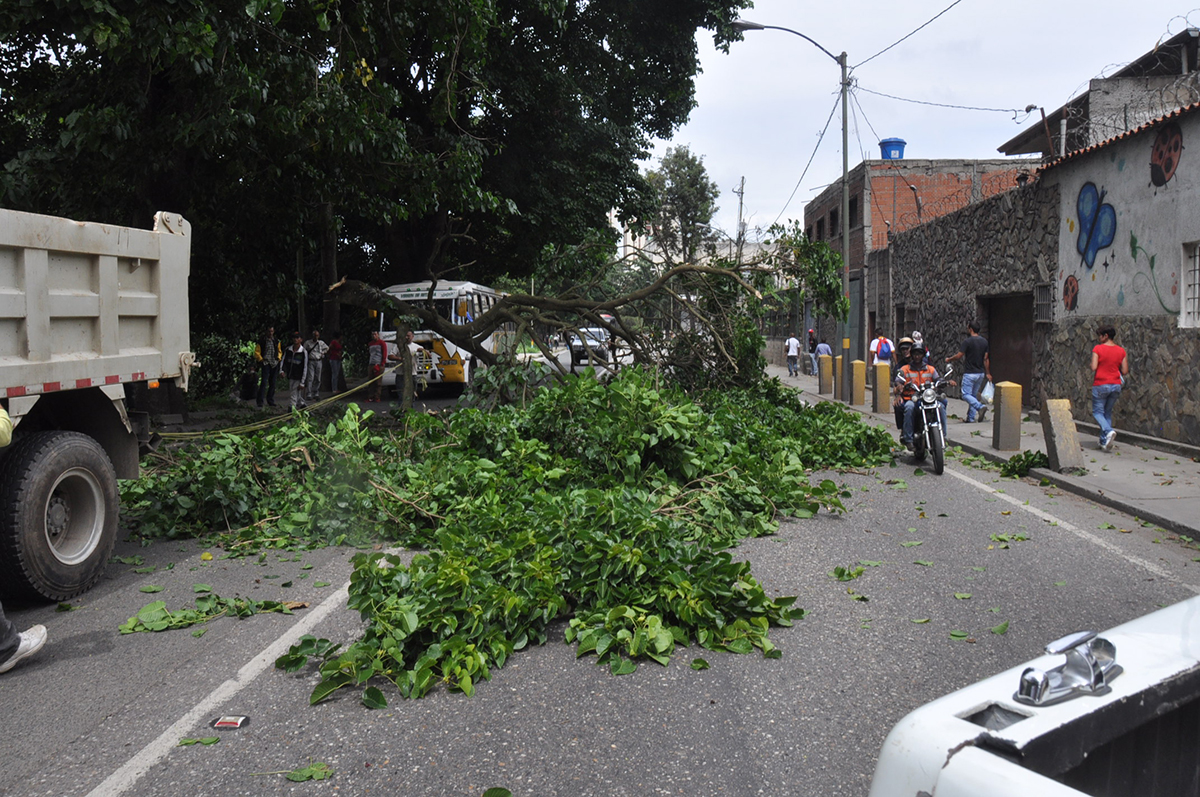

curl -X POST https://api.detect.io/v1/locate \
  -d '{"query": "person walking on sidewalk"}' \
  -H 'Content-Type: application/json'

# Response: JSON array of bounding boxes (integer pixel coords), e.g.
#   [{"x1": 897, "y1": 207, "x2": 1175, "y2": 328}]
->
[
  {"x1": 303, "y1": 328, "x2": 329, "y2": 401},
  {"x1": 0, "y1": 407, "x2": 48, "y2": 675},
  {"x1": 784, "y1": 332, "x2": 802, "y2": 377},
  {"x1": 945, "y1": 321, "x2": 992, "y2": 423},
  {"x1": 1091, "y1": 323, "x2": 1129, "y2": 451},
  {"x1": 807, "y1": 329, "x2": 818, "y2": 375},
  {"x1": 869, "y1": 331, "x2": 896, "y2": 369}
]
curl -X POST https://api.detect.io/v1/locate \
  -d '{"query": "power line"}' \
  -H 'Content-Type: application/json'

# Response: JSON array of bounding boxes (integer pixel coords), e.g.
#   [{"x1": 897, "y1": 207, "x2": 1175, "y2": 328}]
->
[
  {"x1": 856, "y1": 85, "x2": 1036, "y2": 119},
  {"x1": 772, "y1": 93, "x2": 842, "y2": 227},
  {"x1": 853, "y1": 0, "x2": 967, "y2": 69}
]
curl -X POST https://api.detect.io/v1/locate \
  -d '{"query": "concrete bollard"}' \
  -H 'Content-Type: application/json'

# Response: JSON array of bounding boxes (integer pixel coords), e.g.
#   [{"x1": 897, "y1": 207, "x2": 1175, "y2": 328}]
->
[
  {"x1": 834, "y1": 356, "x2": 843, "y2": 400},
  {"x1": 818, "y1": 354, "x2": 833, "y2": 394},
  {"x1": 1041, "y1": 398, "x2": 1086, "y2": 472},
  {"x1": 872, "y1": 363, "x2": 891, "y2": 413},
  {"x1": 992, "y1": 381, "x2": 1022, "y2": 451},
  {"x1": 851, "y1": 360, "x2": 866, "y2": 406}
]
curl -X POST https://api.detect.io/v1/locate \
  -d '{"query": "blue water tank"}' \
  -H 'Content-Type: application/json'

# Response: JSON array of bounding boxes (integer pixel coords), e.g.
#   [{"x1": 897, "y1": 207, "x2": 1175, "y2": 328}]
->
[{"x1": 879, "y1": 138, "x2": 906, "y2": 160}]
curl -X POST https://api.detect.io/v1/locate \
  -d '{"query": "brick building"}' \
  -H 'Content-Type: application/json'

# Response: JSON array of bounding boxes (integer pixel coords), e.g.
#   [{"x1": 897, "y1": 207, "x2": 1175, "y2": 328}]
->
[{"x1": 798, "y1": 158, "x2": 1029, "y2": 360}]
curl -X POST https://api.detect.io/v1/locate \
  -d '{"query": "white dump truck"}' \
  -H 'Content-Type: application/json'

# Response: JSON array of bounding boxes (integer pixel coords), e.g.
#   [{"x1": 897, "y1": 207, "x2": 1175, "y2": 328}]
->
[{"x1": 0, "y1": 208, "x2": 194, "y2": 601}]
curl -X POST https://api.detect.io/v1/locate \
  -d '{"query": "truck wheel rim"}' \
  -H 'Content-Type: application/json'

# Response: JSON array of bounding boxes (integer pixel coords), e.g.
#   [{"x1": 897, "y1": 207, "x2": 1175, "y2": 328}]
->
[{"x1": 44, "y1": 467, "x2": 105, "y2": 566}]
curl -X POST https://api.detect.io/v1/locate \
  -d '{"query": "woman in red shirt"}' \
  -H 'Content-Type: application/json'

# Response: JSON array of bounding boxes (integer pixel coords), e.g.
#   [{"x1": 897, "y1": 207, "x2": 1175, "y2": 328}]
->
[{"x1": 1090, "y1": 324, "x2": 1129, "y2": 451}]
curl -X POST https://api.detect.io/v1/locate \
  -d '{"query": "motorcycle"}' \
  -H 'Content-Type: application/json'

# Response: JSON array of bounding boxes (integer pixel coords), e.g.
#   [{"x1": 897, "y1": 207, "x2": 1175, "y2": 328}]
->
[{"x1": 897, "y1": 365, "x2": 954, "y2": 475}]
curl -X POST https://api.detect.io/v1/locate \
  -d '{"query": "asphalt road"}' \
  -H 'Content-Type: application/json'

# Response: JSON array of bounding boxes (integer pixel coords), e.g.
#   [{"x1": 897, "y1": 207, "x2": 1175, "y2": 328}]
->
[{"x1": 3, "y1": 433, "x2": 1198, "y2": 796}]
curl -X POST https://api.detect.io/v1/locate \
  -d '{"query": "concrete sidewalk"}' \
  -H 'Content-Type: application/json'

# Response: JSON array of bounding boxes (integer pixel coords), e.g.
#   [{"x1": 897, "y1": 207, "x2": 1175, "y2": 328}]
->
[{"x1": 769, "y1": 363, "x2": 1200, "y2": 539}]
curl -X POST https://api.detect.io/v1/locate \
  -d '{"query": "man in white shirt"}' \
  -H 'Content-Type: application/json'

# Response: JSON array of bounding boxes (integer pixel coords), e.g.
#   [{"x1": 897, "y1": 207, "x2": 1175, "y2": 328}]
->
[
  {"x1": 784, "y1": 332, "x2": 802, "y2": 377},
  {"x1": 868, "y1": 331, "x2": 896, "y2": 368}
]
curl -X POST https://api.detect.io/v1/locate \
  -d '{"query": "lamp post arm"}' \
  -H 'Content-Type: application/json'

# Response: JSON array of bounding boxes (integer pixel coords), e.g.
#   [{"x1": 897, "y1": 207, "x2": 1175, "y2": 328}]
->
[{"x1": 732, "y1": 21, "x2": 841, "y2": 65}]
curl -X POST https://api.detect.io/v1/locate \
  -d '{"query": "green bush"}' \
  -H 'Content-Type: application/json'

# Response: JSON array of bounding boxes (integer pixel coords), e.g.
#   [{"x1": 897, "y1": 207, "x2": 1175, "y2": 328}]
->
[{"x1": 189, "y1": 334, "x2": 257, "y2": 400}]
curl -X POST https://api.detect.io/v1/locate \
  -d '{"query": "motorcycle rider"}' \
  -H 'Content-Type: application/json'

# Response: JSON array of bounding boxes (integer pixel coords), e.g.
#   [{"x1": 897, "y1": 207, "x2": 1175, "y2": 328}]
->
[{"x1": 893, "y1": 345, "x2": 953, "y2": 450}]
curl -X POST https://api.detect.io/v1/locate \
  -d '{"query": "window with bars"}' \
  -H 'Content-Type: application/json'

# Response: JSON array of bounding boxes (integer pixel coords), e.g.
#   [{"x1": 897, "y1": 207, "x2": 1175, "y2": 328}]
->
[
  {"x1": 1185, "y1": 243, "x2": 1200, "y2": 328},
  {"x1": 1034, "y1": 283, "x2": 1053, "y2": 323}
]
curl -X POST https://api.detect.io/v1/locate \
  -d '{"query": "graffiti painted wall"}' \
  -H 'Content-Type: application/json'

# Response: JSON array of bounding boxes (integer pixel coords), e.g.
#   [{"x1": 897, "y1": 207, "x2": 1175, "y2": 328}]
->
[{"x1": 1046, "y1": 114, "x2": 1199, "y2": 319}]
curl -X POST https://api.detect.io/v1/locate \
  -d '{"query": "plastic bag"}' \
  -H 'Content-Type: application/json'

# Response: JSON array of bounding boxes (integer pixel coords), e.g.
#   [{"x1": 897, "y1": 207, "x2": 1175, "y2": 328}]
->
[{"x1": 981, "y1": 380, "x2": 995, "y2": 405}]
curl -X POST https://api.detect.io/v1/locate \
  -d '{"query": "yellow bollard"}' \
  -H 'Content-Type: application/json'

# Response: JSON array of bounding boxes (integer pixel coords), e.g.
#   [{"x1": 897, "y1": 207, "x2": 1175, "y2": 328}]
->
[
  {"x1": 872, "y1": 363, "x2": 891, "y2": 413},
  {"x1": 851, "y1": 360, "x2": 866, "y2": 406},
  {"x1": 992, "y1": 381, "x2": 1023, "y2": 451},
  {"x1": 818, "y1": 354, "x2": 833, "y2": 394}
]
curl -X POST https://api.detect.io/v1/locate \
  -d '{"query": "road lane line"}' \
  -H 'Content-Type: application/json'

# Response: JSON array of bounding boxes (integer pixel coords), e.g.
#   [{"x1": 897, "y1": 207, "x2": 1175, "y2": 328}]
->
[
  {"x1": 946, "y1": 466, "x2": 1198, "y2": 592},
  {"x1": 85, "y1": 581, "x2": 352, "y2": 797}
]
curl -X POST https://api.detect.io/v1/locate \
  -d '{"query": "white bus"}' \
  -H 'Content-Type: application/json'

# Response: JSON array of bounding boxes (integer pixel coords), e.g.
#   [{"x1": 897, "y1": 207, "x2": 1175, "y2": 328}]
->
[{"x1": 379, "y1": 280, "x2": 513, "y2": 395}]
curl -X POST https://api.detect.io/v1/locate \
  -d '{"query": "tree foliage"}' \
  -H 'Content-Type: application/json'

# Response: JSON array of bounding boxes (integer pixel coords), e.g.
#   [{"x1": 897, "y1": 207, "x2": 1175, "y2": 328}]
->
[
  {"x1": 644, "y1": 145, "x2": 720, "y2": 263},
  {"x1": 0, "y1": 0, "x2": 752, "y2": 337}
]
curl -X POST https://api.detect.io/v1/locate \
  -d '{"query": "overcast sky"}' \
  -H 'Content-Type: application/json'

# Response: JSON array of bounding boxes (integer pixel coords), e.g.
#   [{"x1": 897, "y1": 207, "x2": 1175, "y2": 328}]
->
[{"x1": 648, "y1": 1, "x2": 1198, "y2": 237}]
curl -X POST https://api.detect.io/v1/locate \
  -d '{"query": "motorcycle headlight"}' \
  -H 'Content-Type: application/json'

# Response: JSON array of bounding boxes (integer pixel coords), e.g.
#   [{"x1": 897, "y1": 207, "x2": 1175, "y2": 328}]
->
[{"x1": 921, "y1": 387, "x2": 937, "y2": 403}]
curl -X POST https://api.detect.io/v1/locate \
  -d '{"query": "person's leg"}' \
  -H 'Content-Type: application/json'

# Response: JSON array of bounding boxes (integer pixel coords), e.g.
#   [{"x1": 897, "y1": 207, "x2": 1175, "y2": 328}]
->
[
  {"x1": 902, "y1": 400, "x2": 916, "y2": 444},
  {"x1": 257, "y1": 364, "x2": 269, "y2": 406},
  {"x1": 961, "y1": 372, "x2": 983, "y2": 422},
  {"x1": 309, "y1": 360, "x2": 323, "y2": 399},
  {"x1": 809, "y1": 352, "x2": 818, "y2": 374},
  {"x1": 267, "y1": 365, "x2": 277, "y2": 406},
  {"x1": 329, "y1": 360, "x2": 342, "y2": 394},
  {"x1": 1091, "y1": 385, "x2": 1112, "y2": 446},
  {"x1": 939, "y1": 399, "x2": 948, "y2": 431},
  {"x1": 0, "y1": 601, "x2": 18, "y2": 664},
  {"x1": 1103, "y1": 386, "x2": 1121, "y2": 446}
]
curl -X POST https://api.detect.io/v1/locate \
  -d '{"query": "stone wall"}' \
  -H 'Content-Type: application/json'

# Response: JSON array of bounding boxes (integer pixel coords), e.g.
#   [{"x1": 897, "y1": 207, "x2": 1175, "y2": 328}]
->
[
  {"x1": 1040, "y1": 316, "x2": 1200, "y2": 443},
  {"x1": 887, "y1": 182, "x2": 1060, "y2": 389}
]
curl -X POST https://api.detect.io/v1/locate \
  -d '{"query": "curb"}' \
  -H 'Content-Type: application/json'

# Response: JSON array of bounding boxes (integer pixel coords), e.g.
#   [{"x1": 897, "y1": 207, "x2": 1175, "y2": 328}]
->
[{"x1": 795, "y1": 381, "x2": 1200, "y2": 539}]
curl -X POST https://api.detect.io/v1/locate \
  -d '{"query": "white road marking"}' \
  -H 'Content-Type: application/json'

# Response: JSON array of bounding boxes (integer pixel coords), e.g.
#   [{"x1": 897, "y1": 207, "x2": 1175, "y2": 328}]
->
[
  {"x1": 945, "y1": 466, "x2": 1197, "y2": 592},
  {"x1": 85, "y1": 581, "x2": 352, "y2": 797}
]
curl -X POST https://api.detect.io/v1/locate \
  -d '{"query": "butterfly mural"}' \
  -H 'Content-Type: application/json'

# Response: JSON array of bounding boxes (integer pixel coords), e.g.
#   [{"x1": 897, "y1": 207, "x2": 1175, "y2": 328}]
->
[{"x1": 1076, "y1": 182, "x2": 1116, "y2": 269}]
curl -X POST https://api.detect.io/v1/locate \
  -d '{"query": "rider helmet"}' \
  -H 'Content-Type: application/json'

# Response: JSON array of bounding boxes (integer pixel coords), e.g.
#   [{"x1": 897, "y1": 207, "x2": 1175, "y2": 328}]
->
[{"x1": 910, "y1": 346, "x2": 926, "y2": 360}]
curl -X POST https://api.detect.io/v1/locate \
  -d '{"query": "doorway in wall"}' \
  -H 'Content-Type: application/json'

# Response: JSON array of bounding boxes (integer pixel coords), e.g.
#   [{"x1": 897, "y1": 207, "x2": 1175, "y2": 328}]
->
[{"x1": 981, "y1": 294, "x2": 1034, "y2": 404}]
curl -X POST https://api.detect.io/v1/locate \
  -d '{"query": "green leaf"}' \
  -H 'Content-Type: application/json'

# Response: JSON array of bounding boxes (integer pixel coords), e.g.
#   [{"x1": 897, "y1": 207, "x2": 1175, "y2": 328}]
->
[
  {"x1": 310, "y1": 672, "x2": 355, "y2": 705},
  {"x1": 911, "y1": 618, "x2": 930, "y2": 624},
  {"x1": 954, "y1": 593, "x2": 972, "y2": 600},
  {"x1": 194, "y1": 584, "x2": 212, "y2": 593},
  {"x1": 901, "y1": 541, "x2": 923, "y2": 548},
  {"x1": 990, "y1": 621, "x2": 1010, "y2": 635},
  {"x1": 913, "y1": 560, "x2": 933, "y2": 567},
  {"x1": 361, "y1": 686, "x2": 388, "y2": 710},
  {"x1": 690, "y1": 658, "x2": 710, "y2": 670},
  {"x1": 949, "y1": 630, "x2": 969, "y2": 639},
  {"x1": 483, "y1": 789, "x2": 513, "y2": 797},
  {"x1": 192, "y1": 628, "x2": 207, "y2": 638},
  {"x1": 178, "y1": 737, "x2": 219, "y2": 746},
  {"x1": 139, "y1": 585, "x2": 164, "y2": 593},
  {"x1": 56, "y1": 602, "x2": 77, "y2": 612},
  {"x1": 610, "y1": 658, "x2": 637, "y2": 676},
  {"x1": 286, "y1": 762, "x2": 333, "y2": 782}
]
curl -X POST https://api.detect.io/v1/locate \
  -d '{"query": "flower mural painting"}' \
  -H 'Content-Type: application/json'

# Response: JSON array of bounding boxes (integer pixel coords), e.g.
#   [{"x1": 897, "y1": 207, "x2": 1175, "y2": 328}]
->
[
  {"x1": 1150, "y1": 122, "x2": 1183, "y2": 188},
  {"x1": 1076, "y1": 182, "x2": 1117, "y2": 269}
]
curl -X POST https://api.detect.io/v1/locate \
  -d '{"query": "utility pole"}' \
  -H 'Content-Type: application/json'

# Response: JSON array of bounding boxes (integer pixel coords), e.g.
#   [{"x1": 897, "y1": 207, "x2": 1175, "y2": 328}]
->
[{"x1": 733, "y1": 176, "x2": 746, "y2": 264}]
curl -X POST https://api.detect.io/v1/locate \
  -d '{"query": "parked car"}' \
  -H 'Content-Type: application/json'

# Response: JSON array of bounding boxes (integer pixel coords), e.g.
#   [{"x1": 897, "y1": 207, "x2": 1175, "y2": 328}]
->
[{"x1": 569, "y1": 327, "x2": 610, "y2": 365}]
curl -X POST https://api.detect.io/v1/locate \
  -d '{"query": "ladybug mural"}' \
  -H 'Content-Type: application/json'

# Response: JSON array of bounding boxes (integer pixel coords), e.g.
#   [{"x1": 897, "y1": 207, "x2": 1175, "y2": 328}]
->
[
  {"x1": 1150, "y1": 122, "x2": 1183, "y2": 187},
  {"x1": 1062, "y1": 274, "x2": 1080, "y2": 312}
]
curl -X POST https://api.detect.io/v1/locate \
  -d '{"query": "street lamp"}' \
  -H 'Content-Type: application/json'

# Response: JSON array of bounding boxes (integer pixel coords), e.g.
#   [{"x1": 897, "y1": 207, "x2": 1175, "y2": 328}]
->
[{"x1": 732, "y1": 19, "x2": 852, "y2": 403}]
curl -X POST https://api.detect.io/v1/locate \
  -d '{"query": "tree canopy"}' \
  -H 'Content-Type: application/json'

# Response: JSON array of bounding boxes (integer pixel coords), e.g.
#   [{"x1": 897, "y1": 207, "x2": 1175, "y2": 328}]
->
[{"x1": 0, "y1": 0, "x2": 751, "y2": 336}]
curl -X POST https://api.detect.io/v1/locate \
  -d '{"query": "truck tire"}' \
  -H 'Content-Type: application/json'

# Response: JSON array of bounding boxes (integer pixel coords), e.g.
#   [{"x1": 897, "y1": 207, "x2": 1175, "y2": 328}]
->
[{"x1": 0, "y1": 432, "x2": 119, "y2": 601}]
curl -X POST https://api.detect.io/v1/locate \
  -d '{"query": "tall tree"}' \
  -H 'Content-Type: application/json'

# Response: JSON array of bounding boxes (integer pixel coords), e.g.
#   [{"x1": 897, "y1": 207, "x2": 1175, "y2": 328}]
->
[
  {"x1": 0, "y1": 0, "x2": 752, "y2": 337},
  {"x1": 644, "y1": 145, "x2": 720, "y2": 263}
]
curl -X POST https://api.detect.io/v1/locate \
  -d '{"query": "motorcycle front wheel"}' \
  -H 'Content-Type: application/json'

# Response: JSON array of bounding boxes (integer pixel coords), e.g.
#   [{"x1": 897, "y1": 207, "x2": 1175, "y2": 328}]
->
[
  {"x1": 912, "y1": 434, "x2": 927, "y2": 463},
  {"x1": 930, "y1": 427, "x2": 945, "y2": 474}
]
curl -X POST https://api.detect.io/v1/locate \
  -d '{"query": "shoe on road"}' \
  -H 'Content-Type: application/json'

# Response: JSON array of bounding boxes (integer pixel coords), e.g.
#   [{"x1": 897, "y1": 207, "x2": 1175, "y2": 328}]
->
[
  {"x1": 977, "y1": 406, "x2": 988, "y2": 423},
  {"x1": 1102, "y1": 430, "x2": 1116, "y2": 451},
  {"x1": 0, "y1": 625, "x2": 47, "y2": 674}
]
